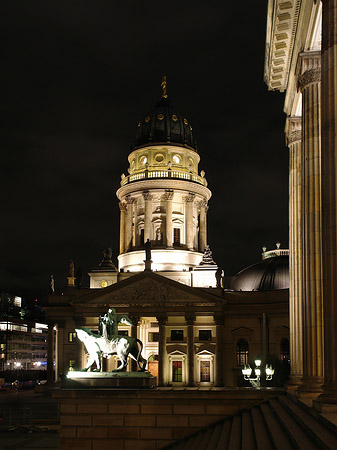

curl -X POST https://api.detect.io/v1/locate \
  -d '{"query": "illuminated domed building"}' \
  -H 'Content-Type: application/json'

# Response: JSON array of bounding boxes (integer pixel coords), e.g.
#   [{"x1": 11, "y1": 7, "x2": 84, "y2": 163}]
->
[
  {"x1": 90, "y1": 77, "x2": 217, "y2": 288},
  {"x1": 45, "y1": 79, "x2": 289, "y2": 390}
]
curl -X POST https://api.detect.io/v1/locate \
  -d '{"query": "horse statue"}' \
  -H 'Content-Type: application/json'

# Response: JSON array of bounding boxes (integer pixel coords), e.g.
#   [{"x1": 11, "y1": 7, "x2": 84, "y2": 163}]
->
[
  {"x1": 76, "y1": 328, "x2": 147, "y2": 372},
  {"x1": 75, "y1": 306, "x2": 148, "y2": 373}
]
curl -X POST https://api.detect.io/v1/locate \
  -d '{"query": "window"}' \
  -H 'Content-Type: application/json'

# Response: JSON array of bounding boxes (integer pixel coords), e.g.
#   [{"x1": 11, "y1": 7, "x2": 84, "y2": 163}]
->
[
  {"x1": 118, "y1": 330, "x2": 128, "y2": 336},
  {"x1": 140, "y1": 155, "x2": 147, "y2": 166},
  {"x1": 68, "y1": 332, "x2": 77, "y2": 343},
  {"x1": 200, "y1": 360, "x2": 210, "y2": 382},
  {"x1": 236, "y1": 338, "x2": 249, "y2": 366},
  {"x1": 280, "y1": 338, "x2": 290, "y2": 362},
  {"x1": 174, "y1": 228, "x2": 180, "y2": 245},
  {"x1": 172, "y1": 361, "x2": 182, "y2": 382},
  {"x1": 172, "y1": 154, "x2": 181, "y2": 164},
  {"x1": 148, "y1": 332, "x2": 159, "y2": 342},
  {"x1": 140, "y1": 229, "x2": 144, "y2": 246},
  {"x1": 171, "y1": 330, "x2": 184, "y2": 341},
  {"x1": 199, "y1": 330, "x2": 212, "y2": 341}
]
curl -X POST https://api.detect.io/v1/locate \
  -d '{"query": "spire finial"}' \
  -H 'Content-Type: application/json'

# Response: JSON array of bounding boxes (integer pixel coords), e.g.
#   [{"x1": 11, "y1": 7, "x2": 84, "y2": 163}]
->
[{"x1": 161, "y1": 75, "x2": 168, "y2": 98}]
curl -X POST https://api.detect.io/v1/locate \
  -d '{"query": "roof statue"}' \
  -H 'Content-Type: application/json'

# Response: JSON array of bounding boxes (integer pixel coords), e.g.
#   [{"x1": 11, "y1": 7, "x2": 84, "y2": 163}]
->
[
  {"x1": 49, "y1": 274, "x2": 55, "y2": 294},
  {"x1": 69, "y1": 259, "x2": 75, "y2": 278},
  {"x1": 161, "y1": 75, "x2": 168, "y2": 98},
  {"x1": 200, "y1": 244, "x2": 216, "y2": 265}
]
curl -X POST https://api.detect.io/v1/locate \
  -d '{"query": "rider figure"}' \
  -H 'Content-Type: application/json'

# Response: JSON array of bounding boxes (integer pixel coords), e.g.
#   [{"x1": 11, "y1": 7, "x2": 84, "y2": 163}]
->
[{"x1": 99, "y1": 308, "x2": 132, "y2": 340}]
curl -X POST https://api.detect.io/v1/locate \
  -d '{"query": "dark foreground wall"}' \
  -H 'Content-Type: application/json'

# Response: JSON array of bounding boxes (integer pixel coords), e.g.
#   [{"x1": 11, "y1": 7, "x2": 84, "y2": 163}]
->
[{"x1": 54, "y1": 387, "x2": 285, "y2": 450}]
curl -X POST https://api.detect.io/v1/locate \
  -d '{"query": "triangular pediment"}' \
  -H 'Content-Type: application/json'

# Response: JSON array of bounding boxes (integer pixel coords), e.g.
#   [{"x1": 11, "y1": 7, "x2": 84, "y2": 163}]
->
[{"x1": 71, "y1": 271, "x2": 224, "y2": 308}]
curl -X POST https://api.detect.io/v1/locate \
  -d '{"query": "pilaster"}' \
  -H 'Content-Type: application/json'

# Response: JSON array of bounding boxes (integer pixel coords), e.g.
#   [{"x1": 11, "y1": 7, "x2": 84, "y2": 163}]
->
[
  {"x1": 199, "y1": 199, "x2": 208, "y2": 252},
  {"x1": 157, "y1": 315, "x2": 167, "y2": 387},
  {"x1": 214, "y1": 313, "x2": 224, "y2": 387},
  {"x1": 47, "y1": 322, "x2": 55, "y2": 384},
  {"x1": 184, "y1": 193, "x2": 195, "y2": 251},
  {"x1": 165, "y1": 189, "x2": 174, "y2": 248},
  {"x1": 185, "y1": 313, "x2": 196, "y2": 387},
  {"x1": 129, "y1": 314, "x2": 140, "y2": 372},
  {"x1": 125, "y1": 195, "x2": 134, "y2": 252},
  {"x1": 119, "y1": 202, "x2": 127, "y2": 254},
  {"x1": 143, "y1": 190, "x2": 153, "y2": 243}
]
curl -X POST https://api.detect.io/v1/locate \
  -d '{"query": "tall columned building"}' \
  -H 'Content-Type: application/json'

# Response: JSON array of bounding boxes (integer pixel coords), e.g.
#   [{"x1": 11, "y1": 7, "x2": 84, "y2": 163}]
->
[{"x1": 265, "y1": 0, "x2": 337, "y2": 407}]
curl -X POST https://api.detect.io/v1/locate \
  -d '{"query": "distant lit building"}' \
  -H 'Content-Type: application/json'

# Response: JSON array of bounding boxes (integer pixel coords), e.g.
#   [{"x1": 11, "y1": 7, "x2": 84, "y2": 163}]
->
[{"x1": 0, "y1": 292, "x2": 48, "y2": 371}]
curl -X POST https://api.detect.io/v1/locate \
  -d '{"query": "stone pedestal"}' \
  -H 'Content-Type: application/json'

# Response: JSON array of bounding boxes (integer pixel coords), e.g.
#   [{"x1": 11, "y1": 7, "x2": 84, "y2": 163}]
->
[
  {"x1": 65, "y1": 371, "x2": 156, "y2": 389},
  {"x1": 67, "y1": 276, "x2": 76, "y2": 287}
]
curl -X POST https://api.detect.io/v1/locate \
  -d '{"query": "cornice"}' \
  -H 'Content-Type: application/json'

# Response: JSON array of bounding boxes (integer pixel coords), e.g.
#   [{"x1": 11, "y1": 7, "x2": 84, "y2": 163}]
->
[
  {"x1": 116, "y1": 178, "x2": 212, "y2": 202},
  {"x1": 264, "y1": 0, "x2": 301, "y2": 91}
]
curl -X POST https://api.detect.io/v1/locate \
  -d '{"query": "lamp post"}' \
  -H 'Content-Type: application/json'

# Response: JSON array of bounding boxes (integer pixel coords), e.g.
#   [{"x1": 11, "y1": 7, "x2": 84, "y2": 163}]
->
[{"x1": 242, "y1": 359, "x2": 274, "y2": 387}]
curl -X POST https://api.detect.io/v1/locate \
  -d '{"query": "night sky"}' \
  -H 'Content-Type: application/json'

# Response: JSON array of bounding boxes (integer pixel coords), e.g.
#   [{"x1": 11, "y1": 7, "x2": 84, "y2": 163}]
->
[{"x1": 1, "y1": 1, "x2": 288, "y2": 300}]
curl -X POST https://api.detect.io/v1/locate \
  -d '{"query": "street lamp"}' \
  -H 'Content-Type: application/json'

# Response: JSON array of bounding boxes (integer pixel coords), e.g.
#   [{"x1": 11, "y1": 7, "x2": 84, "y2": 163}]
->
[{"x1": 242, "y1": 359, "x2": 274, "y2": 387}]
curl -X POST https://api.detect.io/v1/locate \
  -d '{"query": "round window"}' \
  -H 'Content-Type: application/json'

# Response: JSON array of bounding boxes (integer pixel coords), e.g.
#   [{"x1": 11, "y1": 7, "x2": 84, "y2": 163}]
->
[
  {"x1": 155, "y1": 154, "x2": 164, "y2": 163},
  {"x1": 140, "y1": 156, "x2": 147, "y2": 166},
  {"x1": 172, "y1": 155, "x2": 181, "y2": 164}
]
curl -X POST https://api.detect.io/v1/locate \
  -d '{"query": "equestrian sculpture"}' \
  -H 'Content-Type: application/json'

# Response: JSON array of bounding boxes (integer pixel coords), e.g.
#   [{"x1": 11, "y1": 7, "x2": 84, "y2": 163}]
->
[{"x1": 76, "y1": 308, "x2": 147, "y2": 372}]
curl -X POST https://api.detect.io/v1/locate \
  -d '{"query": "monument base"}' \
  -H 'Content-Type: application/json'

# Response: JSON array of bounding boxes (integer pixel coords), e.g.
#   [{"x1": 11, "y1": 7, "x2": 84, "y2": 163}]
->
[{"x1": 64, "y1": 371, "x2": 156, "y2": 389}]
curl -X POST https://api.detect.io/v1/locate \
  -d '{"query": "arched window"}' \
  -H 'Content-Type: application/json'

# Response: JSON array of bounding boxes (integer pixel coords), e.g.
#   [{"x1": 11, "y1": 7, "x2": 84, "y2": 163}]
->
[
  {"x1": 280, "y1": 338, "x2": 290, "y2": 363},
  {"x1": 236, "y1": 338, "x2": 249, "y2": 366}
]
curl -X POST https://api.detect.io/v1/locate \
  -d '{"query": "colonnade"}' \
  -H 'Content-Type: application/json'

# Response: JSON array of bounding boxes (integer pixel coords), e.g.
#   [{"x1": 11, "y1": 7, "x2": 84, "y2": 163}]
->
[
  {"x1": 118, "y1": 189, "x2": 208, "y2": 254},
  {"x1": 285, "y1": 1, "x2": 337, "y2": 402},
  {"x1": 286, "y1": 50, "x2": 324, "y2": 396}
]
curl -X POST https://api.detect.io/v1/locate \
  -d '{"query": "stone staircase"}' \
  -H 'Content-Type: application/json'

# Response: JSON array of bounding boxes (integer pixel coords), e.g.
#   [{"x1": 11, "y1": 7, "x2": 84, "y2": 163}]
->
[{"x1": 163, "y1": 393, "x2": 337, "y2": 449}]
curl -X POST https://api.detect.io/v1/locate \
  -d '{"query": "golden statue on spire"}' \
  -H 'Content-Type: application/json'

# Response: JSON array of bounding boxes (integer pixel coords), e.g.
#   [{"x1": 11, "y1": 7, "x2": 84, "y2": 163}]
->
[{"x1": 161, "y1": 76, "x2": 168, "y2": 98}]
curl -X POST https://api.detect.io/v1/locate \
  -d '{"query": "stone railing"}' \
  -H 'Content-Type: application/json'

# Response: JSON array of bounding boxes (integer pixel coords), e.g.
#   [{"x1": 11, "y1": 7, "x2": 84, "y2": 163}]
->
[
  {"x1": 262, "y1": 249, "x2": 289, "y2": 260},
  {"x1": 121, "y1": 169, "x2": 208, "y2": 187}
]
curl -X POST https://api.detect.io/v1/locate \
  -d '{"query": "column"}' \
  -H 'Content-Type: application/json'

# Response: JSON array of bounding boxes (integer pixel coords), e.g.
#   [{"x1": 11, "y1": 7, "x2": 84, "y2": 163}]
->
[
  {"x1": 214, "y1": 314, "x2": 224, "y2": 387},
  {"x1": 184, "y1": 193, "x2": 195, "y2": 250},
  {"x1": 143, "y1": 190, "x2": 153, "y2": 243},
  {"x1": 119, "y1": 202, "x2": 127, "y2": 254},
  {"x1": 133, "y1": 199, "x2": 138, "y2": 247},
  {"x1": 185, "y1": 313, "x2": 195, "y2": 386},
  {"x1": 285, "y1": 116, "x2": 303, "y2": 389},
  {"x1": 130, "y1": 314, "x2": 140, "y2": 372},
  {"x1": 260, "y1": 313, "x2": 269, "y2": 364},
  {"x1": 156, "y1": 315, "x2": 167, "y2": 387},
  {"x1": 125, "y1": 195, "x2": 134, "y2": 252},
  {"x1": 55, "y1": 320, "x2": 65, "y2": 381},
  {"x1": 199, "y1": 199, "x2": 207, "y2": 252},
  {"x1": 297, "y1": 51, "x2": 324, "y2": 396},
  {"x1": 317, "y1": 0, "x2": 337, "y2": 406},
  {"x1": 47, "y1": 321, "x2": 55, "y2": 384},
  {"x1": 165, "y1": 189, "x2": 174, "y2": 247}
]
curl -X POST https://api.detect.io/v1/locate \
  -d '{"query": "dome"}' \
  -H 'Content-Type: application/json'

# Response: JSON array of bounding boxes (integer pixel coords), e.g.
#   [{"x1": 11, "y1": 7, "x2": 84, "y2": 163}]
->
[
  {"x1": 230, "y1": 255, "x2": 289, "y2": 292},
  {"x1": 133, "y1": 78, "x2": 197, "y2": 151}
]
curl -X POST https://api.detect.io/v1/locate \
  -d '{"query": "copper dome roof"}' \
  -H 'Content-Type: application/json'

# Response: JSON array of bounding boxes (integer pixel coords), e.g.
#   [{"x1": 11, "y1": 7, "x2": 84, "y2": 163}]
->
[
  {"x1": 133, "y1": 78, "x2": 197, "y2": 151},
  {"x1": 230, "y1": 255, "x2": 289, "y2": 292}
]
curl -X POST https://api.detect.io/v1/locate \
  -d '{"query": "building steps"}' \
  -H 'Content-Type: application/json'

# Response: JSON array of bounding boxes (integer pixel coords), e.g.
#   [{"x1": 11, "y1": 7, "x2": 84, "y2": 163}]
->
[{"x1": 163, "y1": 393, "x2": 337, "y2": 450}]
